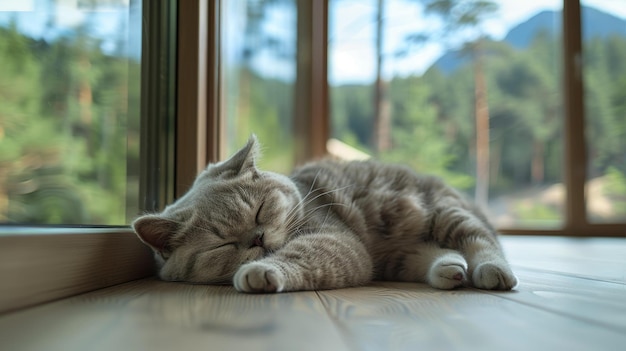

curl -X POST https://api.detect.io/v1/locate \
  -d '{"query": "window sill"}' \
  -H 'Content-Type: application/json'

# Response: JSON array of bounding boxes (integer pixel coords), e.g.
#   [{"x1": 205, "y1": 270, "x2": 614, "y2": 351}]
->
[{"x1": 0, "y1": 227, "x2": 154, "y2": 314}]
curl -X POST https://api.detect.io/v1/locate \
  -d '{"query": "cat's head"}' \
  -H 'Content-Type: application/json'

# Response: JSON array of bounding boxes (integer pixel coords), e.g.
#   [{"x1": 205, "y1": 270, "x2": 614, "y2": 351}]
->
[{"x1": 132, "y1": 135, "x2": 303, "y2": 284}]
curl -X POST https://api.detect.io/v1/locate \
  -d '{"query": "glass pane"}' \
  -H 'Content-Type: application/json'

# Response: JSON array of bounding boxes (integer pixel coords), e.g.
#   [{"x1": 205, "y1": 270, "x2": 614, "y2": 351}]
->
[
  {"x1": 221, "y1": 0, "x2": 297, "y2": 175},
  {"x1": 582, "y1": 0, "x2": 626, "y2": 223},
  {"x1": 329, "y1": 0, "x2": 564, "y2": 228},
  {"x1": 0, "y1": 0, "x2": 141, "y2": 224}
]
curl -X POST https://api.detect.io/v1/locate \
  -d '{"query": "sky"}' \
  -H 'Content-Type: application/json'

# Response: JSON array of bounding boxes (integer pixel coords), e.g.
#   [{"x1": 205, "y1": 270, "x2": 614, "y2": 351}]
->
[
  {"x1": 0, "y1": 0, "x2": 140, "y2": 58},
  {"x1": 330, "y1": 0, "x2": 626, "y2": 84}
]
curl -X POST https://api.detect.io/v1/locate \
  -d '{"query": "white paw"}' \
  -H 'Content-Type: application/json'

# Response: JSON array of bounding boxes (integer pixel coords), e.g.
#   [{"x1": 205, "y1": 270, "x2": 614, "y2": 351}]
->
[
  {"x1": 428, "y1": 255, "x2": 468, "y2": 290},
  {"x1": 472, "y1": 262, "x2": 518, "y2": 290},
  {"x1": 233, "y1": 262, "x2": 285, "y2": 293}
]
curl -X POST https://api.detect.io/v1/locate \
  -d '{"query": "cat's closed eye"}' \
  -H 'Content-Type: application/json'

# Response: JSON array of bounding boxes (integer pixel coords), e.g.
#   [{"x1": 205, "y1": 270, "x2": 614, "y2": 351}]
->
[
  {"x1": 214, "y1": 243, "x2": 236, "y2": 250},
  {"x1": 255, "y1": 201, "x2": 265, "y2": 225}
]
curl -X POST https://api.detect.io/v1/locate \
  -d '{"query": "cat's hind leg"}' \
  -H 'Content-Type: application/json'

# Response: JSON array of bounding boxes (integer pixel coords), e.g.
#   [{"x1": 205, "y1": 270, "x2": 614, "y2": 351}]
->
[
  {"x1": 464, "y1": 236, "x2": 518, "y2": 290},
  {"x1": 431, "y1": 206, "x2": 518, "y2": 290},
  {"x1": 427, "y1": 251, "x2": 468, "y2": 289}
]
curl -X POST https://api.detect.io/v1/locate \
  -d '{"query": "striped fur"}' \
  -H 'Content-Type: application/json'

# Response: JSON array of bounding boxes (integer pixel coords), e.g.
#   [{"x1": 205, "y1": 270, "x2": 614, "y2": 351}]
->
[{"x1": 133, "y1": 136, "x2": 517, "y2": 293}]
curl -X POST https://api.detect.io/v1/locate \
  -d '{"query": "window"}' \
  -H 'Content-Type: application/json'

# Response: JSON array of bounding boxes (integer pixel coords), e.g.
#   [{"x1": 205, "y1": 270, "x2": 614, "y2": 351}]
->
[
  {"x1": 215, "y1": 0, "x2": 624, "y2": 236},
  {"x1": 581, "y1": 0, "x2": 626, "y2": 223},
  {"x1": 324, "y1": 0, "x2": 625, "y2": 235},
  {"x1": 0, "y1": 0, "x2": 182, "y2": 311},
  {"x1": 0, "y1": 0, "x2": 143, "y2": 225},
  {"x1": 329, "y1": 0, "x2": 567, "y2": 229},
  {"x1": 0, "y1": 0, "x2": 621, "y2": 261}
]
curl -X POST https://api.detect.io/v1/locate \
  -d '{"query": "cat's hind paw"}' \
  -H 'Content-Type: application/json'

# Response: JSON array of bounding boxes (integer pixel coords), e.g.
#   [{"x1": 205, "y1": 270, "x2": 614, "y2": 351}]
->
[
  {"x1": 472, "y1": 261, "x2": 518, "y2": 290},
  {"x1": 234, "y1": 262, "x2": 286, "y2": 293},
  {"x1": 427, "y1": 254, "x2": 468, "y2": 290}
]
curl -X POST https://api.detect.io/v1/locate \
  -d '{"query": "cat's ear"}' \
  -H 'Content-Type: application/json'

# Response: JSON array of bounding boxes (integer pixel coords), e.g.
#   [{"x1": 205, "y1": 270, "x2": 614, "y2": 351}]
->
[
  {"x1": 132, "y1": 215, "x2": 178, "y2": 252},
  {"x1": 209, "y1": 134, "x2": 259, "y2": 178}
]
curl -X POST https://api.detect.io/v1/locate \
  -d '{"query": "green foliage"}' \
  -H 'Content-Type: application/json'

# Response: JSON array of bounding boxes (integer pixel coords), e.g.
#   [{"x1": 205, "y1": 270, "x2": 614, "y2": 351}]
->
[
  {"x1": 604, "y1": 167, "x2": 626, "y2": 217},
  {"x1": 513, "y1": 201, "x2": 561, "y2": 227},
  {"x1": 382, "y1": 75, "x2": 474, "y2": 189},
  {"x1": 420, "y1": 0, "x2": 499, "y2": 34},
  {"x1": 331, "y1": 84, "x2": 374, "y2": 148},
  {"x1": 0, "y1": 24, "x2": 139, "y2": 224},
  {"x1": 225, "y1": 68, "x2": 295, "y2": 175}
]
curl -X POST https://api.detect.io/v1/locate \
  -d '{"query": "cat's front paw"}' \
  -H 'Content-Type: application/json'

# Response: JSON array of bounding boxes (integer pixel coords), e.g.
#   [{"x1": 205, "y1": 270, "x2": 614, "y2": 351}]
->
[
  {"x1": 427, "y1": 254, "x2": 468, "y2": 290},
  {"x1": 234, "y1": 262, "x2": 286, "y2": 293},
  {"x1": 472, "y1": 261, "x2": 518, "y2": 290}
]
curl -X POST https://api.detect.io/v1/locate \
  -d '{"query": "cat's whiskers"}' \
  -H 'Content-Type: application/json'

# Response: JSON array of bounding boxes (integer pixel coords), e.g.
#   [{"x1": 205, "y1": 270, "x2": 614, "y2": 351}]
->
[
  {"x1": 320, "y1": 204, "x2": 334, "y2": 229},
  {"x1": 283, "y1": 171, "x2": 321, "y2": 224},
  {"x1": 284, "y1": 184, "x2": 355, "y2": 226},
  {"x1": 286, "y1": 171, "x2": 349, "y2": 221},
  {"x1": 285, "y1": 185, "x2": 354, "y2": 228},
  {"x1": 286, "y1": 202, "x2": 349, "y2": 232},
  {"x1": 305, "y1": 171, "x2": 322, "y2": 199}
]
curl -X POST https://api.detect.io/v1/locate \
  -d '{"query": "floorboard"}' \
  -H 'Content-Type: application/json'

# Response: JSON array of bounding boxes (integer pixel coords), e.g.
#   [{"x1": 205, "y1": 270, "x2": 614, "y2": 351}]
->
[
  {"x1": 501, "y1": 236, "x2": 626, "y2": 283},
  {"x1": 0, "y1": 279, "x2": 350, "y2": 351},
  {"x1": 1, "y1": 236, "x2": 625, "y2": 351},
  {"x1": 503, "y1": 267, "x2": 626, "y2": 330},
  {"x1": 318, "y1": 282, "x2": 625, "y2": 351}
]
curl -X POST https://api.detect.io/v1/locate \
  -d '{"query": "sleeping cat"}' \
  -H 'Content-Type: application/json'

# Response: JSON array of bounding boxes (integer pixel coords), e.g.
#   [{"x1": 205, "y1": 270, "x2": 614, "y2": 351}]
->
[{"x1": 133, "y1": 136, "x2": 517, "y2": 293}]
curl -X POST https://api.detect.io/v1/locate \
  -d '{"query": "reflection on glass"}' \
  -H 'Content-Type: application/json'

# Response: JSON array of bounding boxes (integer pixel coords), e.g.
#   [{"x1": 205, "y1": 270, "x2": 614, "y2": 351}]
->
[
  {"x1": 221, "y1": 0, "x2": 297, "y2": 175},
  {"x1": 582, "y1": 1, "x2": 626, "y2": 223},
  {"x1": 0, "y1": 0, "x2": 141, "y2": 224},
  {"x1": 329, "y1": 0, "x2": 564, "y2": 228}
]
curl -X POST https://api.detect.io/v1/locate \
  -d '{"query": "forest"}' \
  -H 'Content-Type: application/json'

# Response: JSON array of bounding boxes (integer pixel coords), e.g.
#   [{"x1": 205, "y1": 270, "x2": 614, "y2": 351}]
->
[
  {"x1": 329, "y1": 32, "x2": 626, "y2": 225},
  {"x1": 0, "y1": 22, "x2": 140, "y2": 225},
  {"x1": 0, "y1": 1, "x2": 625, "y2": 226}
]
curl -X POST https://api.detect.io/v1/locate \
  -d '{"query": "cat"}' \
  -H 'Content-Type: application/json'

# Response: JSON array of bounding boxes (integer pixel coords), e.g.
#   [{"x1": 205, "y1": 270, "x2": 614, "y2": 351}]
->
[{"x1": 133, "y1": 135, "x2": 518, "y2": 293}]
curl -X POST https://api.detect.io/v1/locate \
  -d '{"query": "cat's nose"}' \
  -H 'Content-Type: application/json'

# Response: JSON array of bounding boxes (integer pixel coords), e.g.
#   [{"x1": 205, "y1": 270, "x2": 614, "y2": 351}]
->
[{"x1": 253, "y1": 233, "x2": 264, "y2": 248}]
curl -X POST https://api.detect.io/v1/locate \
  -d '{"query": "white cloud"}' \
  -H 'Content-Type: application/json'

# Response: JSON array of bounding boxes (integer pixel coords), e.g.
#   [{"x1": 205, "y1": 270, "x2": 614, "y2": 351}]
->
[
  {"x1": 584, "y1": 0, "x2": 626, "y2": 19},
  {"x1": 0, "y1": 0, "x2": 35, "y2": 11},
  {"x1": 330, "y1": 44, "x2": 376, "y2": 84}
]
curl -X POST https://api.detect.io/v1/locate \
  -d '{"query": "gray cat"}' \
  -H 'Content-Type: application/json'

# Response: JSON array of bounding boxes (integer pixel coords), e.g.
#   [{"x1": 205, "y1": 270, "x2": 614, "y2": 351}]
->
[{"x1": 133, "y1": 136, "x2": 517, "y2": 293}]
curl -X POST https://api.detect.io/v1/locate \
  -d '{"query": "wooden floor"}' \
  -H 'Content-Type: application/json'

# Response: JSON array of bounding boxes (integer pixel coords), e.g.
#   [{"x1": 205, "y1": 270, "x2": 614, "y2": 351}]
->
[{"x1": 1, "y1": 236, "x2": 625, "y2": 351}]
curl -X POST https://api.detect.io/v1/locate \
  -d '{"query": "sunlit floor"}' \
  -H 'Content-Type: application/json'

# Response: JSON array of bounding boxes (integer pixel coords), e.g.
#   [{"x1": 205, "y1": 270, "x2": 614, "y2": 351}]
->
[{"x1": 1, "y1": 236, "x2": 625, "y2": 351}]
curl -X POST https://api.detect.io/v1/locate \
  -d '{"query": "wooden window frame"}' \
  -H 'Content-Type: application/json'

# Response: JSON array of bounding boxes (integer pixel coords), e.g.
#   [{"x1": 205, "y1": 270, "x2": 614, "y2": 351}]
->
[
  {"x1": 298, "y1": 0, "x2": 623, "y2": 237},
  {"x1": 294, "y1": 0, "x2": 330, "y2": 164},
  {"x1": 0, "y1": 0, "x2": 217, "y2": 314}
]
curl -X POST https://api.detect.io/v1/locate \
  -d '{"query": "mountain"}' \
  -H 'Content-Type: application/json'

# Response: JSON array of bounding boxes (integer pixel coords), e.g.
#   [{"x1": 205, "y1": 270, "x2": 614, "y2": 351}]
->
[{"x1": 431, "y1": 6, "x2": 626, "y2": 74}]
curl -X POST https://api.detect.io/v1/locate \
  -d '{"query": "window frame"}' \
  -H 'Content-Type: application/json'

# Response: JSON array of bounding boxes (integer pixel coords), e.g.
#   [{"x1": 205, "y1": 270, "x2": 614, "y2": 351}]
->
[
  {"x1": 498, "y1": 0, "x2": 625, "y2": 237},
  {"x1": 0, "y1": 0, "x2": 216, "y2": 313},
  {"x1": 307, "y1": 0, "x2": 624, "y2": 237},
  {"x1": 294, "y1": 0, "x2": 330, "y2": 164}
]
